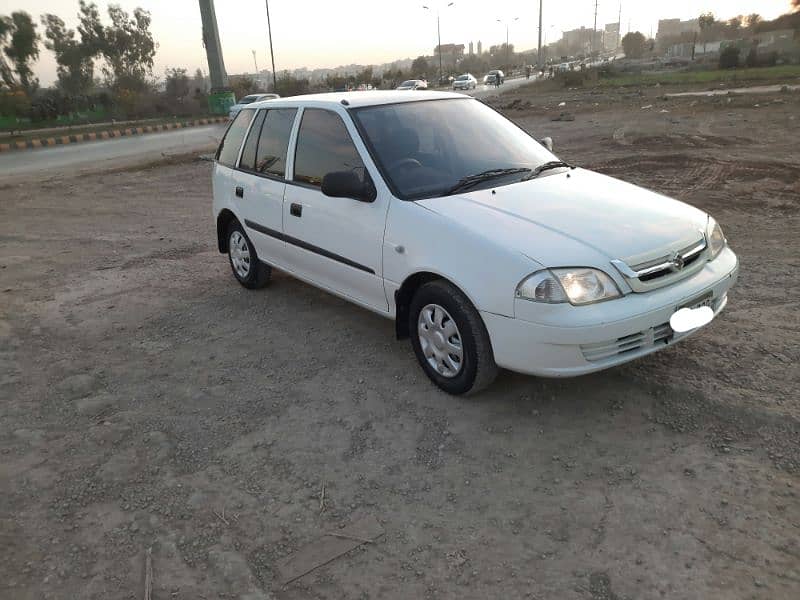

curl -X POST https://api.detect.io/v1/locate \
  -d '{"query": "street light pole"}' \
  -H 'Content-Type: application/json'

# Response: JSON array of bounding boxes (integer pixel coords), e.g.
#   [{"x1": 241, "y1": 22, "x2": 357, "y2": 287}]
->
[
  {"x1": 437, "y1": 13, "x2": 443, "y2": 84},
  {"x1": 423, "y1": 3, "x2": 453, "y2": 86},
  {"x1": 265, "y1": 0, "x2": 277, "y2": 92},
  {"x1": 496, "y1": 17, "x2": 518, "y2": 70},
  {"x1": 537, "y1": 0, "x2": 543, "y2": 68}
]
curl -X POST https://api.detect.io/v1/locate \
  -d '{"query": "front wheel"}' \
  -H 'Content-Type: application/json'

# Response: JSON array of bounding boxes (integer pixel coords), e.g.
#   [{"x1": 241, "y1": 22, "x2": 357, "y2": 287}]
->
[{"x1": 409, "y1": 280, "x2": 498, "y2": 395}]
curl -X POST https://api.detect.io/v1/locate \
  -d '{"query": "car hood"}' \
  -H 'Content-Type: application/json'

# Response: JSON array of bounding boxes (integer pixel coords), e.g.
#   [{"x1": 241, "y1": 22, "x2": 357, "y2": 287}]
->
[{"x1": 416, "y1": 168, "x2": 708, "y2": 268}]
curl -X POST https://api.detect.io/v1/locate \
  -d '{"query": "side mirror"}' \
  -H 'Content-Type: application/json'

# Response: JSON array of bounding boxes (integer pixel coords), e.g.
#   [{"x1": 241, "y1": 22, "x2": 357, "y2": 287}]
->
[
  {"x1": 540, "y1": 137, "x2": 554, "y2": 152},
  {"x1": 321, "y1": 171, "x2": 376, "y2": 203}
]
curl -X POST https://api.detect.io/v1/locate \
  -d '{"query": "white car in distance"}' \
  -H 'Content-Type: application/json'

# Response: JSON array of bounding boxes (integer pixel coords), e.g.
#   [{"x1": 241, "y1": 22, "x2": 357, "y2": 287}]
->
[
  {"x1": 228, "y1": 93, "x2": 280, "y2": 119},
  {"x1": 452, "y1": 73, "x2": 478, "y2": 90},
  {"x1": 396, "y1": 79, "x2": 427, "y2": 90},
  {"x1": 212, "y1": 91, "x2": 738, "y2": 395}
]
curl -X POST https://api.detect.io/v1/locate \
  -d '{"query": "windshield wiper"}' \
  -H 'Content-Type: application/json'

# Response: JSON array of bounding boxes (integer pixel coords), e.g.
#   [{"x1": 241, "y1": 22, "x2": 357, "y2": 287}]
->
[
  {"x1": 521, "y1": 161, "x2": 574, "y2": 181},
  {"x1": 445, "y1": 167, "x2": 532, "y2": 195}
]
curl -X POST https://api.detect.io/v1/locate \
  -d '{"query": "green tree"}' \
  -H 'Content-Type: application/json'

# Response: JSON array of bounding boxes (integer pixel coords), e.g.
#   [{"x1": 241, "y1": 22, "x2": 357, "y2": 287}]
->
[
  {"x1": 100, "y1": 4, "x2": 157, "y2": 90},
  {"x1": 356, "y1": 66, "x2": 373, "y2": 84},
  {"x1": 719, "y1": 45, "x2": 740, "y2": 69},
  {"x1": 0, "y1": 17, "x2": 14, "y2": 88},
  {"x1": 411, "y1": 55, "x2": 429, "y2": 77},
  {"x1": 41, "y1": 14, "x2": 95, "y2": 95},
  {"x1": 0, "y1": 12, "x2": 40, "y2": 92},
  {"x1": 77, "y1": 1, "x2": 104, "y2": 57},
  {"x1": 621, "y1": 31, "x2": 647, "y2": 58},
  {"x1": 746, "y1": 13, "x2": 762, "y2": 30},
  {"x1": 165, "y1": 67, "x2": 189, "y2": 101},
  {"x1": 192, "y1": 68, "x2": 206, "y2": 95},
  {"x1": 275, "y1": 71, "x2": 309, "y2": 96},
  {"x1": 230, "y1": 74, "x2": 260, "y2": 99},
  {"x1": 698, "y1": 12, "x2": 715, "y2": 54}
]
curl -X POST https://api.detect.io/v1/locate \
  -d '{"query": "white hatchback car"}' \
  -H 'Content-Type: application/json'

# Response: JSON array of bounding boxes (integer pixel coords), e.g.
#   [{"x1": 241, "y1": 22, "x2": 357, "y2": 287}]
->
[
  {"x1": 212, "y1": 91, "x2": 738, "y2": 395},
  {"x1": 452, "y1": 74, "x2": 478, "y2": 90},
  {"x1": 396, "y1": 79, "x2": 427, "y2": 91},
  {"x1": 228, "y1": 93, "x2": 280, "y2": 119}
]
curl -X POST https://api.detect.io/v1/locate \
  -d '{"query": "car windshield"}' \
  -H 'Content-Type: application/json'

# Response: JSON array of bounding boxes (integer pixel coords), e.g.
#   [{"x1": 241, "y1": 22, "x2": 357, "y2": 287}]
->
[
  {"x1": 456, "y1": 75, "x2": 468, "y2": 80},
  {"x1": 352, "y1": 98, "x2": 556, "y2": 200},
  {"x1": 239, "y1": 95, "x2": 260, "y2": 104},
  {"x1": 399, "y1": 81, "x2": 415, "y2": 87}
]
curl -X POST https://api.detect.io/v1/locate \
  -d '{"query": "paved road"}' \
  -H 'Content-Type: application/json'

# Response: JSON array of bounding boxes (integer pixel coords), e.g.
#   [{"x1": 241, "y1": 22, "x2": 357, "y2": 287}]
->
[
  {"x1": 0, "y1": 78, "x2": 538, "y2": 183},
  {"x1": 0, "y1": 125, "x2": 225, "y2": 183},
  {"x1": 456, "y1": 75, "x2": 537, "y2": 99}
]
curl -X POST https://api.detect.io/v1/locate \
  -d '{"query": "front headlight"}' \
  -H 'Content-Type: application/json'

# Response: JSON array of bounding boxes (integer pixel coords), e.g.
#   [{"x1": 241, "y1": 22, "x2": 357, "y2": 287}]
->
[
  {"x1": 516, "y1": 268, "x2": 621, "y2": 306},
  {"x1": 706, "y1": 217, "x2": 726, "y2": 260}
]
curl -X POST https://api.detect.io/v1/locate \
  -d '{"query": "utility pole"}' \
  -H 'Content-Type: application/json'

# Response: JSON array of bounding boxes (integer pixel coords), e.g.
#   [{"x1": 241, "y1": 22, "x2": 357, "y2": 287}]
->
[
  {"x1": 198, "y1": 0, "x2": 234, "y2": 114},
  {"x1": 423, "y1": 3, "x2": 454, "y2": 86},
  {"x1": 437, "y1": 13, "x2": 443, "y2": 84},
  {"x1": 265, "y1": 0, "x2": 277, "y2": 92},
  {"x1": 537, "y1": 0, "x2": 543, "y2": 68},
  {"x1": 617, "y1": 2, "x2": 622, "y2": 49},
  {"x1": 252, "y1": 50, "x2": 259, "y2": 74},
  {"x1": 592, "y1": 0, "x2": 598, "y2": 54},
  {"x1": 198, "y1": 0, "x2": 228, "y2": 90}
]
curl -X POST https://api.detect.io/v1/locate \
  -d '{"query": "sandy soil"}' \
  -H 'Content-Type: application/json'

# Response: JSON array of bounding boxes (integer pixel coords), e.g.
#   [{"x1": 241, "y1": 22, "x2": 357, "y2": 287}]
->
[{"x1": 1, "y1": 83, "x2": 799, "y2": 600}]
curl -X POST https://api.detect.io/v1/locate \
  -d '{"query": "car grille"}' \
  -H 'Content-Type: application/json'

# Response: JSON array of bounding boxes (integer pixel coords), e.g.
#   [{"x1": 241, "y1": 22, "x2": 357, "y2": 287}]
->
[
  {"x1": 580, "y1": 322, "x2": 674, "y2": 362},
  {"x1": 580, "y1": 293, "x2": 723, "y2": 363},
  {"x1": 611, "y1": 237, "x2": 707, "y2": 293}
]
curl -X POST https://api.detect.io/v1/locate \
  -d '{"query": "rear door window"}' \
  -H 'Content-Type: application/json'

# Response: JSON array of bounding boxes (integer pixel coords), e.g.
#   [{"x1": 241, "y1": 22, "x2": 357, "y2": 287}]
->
[
  {"x1": 238, "y1": 109, "x2": 267, "y2": 171},
  {"x1": 216, "y1": 109, "x2": 255, "y2": 167},
  {"x1": 255, "y1": 108, "x2": 297, "y2": 178}
]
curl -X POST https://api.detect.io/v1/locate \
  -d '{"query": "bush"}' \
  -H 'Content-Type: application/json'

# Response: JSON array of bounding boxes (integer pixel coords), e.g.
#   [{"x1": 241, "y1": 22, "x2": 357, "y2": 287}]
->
[
  {"x1": 746, "y1": 46, "x2": 758, "y2": 68},
  {"x1": 0, "y1": 89, "x2": 31, "y2": 118},
  {"x1": 719, "y1": 46, "x2": 740, "y2": 69},
  {"x1": 761, "y1": 51, "x2": 778, "y2": 67},
  {"x1": 558, "y1": 70, "x2": 586, "y2": 87}
]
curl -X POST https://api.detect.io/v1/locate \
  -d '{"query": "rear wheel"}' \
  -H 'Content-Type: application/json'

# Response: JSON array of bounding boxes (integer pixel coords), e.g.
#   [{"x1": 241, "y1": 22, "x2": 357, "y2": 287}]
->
[
  {"x1": 409, "y1": 280, "x2": 498, "y2": 395},
  {"x1": 227, "y1": 221, "x2": 271, "y2": 289}
]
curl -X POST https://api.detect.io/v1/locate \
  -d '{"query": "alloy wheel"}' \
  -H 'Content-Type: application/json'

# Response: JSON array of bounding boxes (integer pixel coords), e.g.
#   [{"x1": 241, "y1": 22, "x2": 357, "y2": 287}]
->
[
  {"x1": 229, "y1": 230, "x2": 251, "y2": 279},
  {"x1": 417, "y1": 303, "x2": 463, "y2": 378}
]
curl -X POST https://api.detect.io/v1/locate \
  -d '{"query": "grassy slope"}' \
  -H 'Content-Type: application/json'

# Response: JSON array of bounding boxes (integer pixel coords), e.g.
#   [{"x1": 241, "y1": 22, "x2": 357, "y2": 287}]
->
[{"x1": 596, "y1": 64, "x2": 800, "y2": 87}]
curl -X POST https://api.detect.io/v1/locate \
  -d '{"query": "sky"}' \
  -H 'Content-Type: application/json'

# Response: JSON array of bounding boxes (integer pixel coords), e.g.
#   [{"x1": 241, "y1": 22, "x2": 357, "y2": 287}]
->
[{"x1": 3, "y1": 0, "x2": 794, "y2": 86}]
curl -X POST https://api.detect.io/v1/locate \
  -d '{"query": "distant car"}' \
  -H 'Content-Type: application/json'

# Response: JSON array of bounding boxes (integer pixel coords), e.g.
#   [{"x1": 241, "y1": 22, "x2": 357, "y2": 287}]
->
[
  {"x1": 396, "y1": 79, "x2": 427, "y2": 91},
  {"x1": 452, "y1": 73, "x2": 477, "y2": 90},
  {"x1": 484, "y1": 70, "x2": 505, "y2": 85},
  {"x1": 229, "y1": 93, "x2": 279, "y2": 119}
]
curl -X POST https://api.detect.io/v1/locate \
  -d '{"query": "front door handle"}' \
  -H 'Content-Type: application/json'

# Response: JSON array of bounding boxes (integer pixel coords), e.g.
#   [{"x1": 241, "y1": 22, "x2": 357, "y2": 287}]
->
[
  {"x1": 290, "y1": 203, "x2": 302, "y2": 217},
  {"x1": 235, "y1": 186, "x2": 244, "y2": 198}
]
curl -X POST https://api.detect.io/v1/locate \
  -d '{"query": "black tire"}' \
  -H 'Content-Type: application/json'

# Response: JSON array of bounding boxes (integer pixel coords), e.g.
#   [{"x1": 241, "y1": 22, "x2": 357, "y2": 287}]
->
[
  {"x1": 227, "y1": 220, "x2": 271, "y2": 289},
  {"x1": 409, "y1": 280, "x2": 498, "y2": 395}
]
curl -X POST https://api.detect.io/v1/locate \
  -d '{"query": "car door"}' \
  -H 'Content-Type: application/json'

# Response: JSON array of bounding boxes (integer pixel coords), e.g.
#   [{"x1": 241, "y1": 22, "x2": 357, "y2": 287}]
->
[
  {"x1": 230, "y1": 107, "x2": 298, "y2": 267},
  {"x1": 214, "y1": 108, "x2": 256, "y2": 213},
  {"x1": 282, "y1": 107, "x2": 389, "y2": 312}
]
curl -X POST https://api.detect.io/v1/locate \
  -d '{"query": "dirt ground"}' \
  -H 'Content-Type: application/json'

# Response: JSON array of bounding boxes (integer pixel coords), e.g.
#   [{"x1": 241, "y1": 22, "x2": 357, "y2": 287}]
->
[{"x1": 1, "y1": 82, "x2": 799, "y2": 600}]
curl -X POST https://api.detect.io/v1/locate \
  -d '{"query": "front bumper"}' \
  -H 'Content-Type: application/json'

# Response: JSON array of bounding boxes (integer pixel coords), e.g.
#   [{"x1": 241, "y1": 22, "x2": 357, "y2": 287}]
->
[{"x1": 481, "y1": 248, "x2": 738, "y2": 377}]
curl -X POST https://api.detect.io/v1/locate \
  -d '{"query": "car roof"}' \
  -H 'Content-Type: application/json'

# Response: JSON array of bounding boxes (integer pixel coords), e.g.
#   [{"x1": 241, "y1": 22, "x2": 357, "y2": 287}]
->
[{"x1": 248, "y1": 90, "x2": 467, "y2": 109}]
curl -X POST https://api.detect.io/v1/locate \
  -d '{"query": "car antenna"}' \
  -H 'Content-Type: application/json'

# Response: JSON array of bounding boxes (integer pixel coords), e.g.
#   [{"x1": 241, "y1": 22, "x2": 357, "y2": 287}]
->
[{"x1": 340, "y1": 99, "x2": 350, "y2": 106}]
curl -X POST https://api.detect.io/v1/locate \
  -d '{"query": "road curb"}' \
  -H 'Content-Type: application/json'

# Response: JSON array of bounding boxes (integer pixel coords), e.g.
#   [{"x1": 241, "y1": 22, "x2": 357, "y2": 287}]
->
[{"x1": 0, "y1": 117, "x2": 228, "y2": 153}]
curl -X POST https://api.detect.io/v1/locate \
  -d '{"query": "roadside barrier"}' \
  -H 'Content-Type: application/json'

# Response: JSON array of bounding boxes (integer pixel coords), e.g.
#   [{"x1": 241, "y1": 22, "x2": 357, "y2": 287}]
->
[{"x1": 0, "y1": 117, "x2": 228, "y2": 153}]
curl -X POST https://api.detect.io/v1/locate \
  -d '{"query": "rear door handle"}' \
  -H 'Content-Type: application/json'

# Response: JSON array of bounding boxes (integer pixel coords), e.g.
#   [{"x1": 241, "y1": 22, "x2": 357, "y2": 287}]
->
[
  {"x1": 235, "y1": 186, "x2": 244, "y2": 198},
  {"x1": 290, "y1": 203, "x2": 302, "y2": 217}
]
